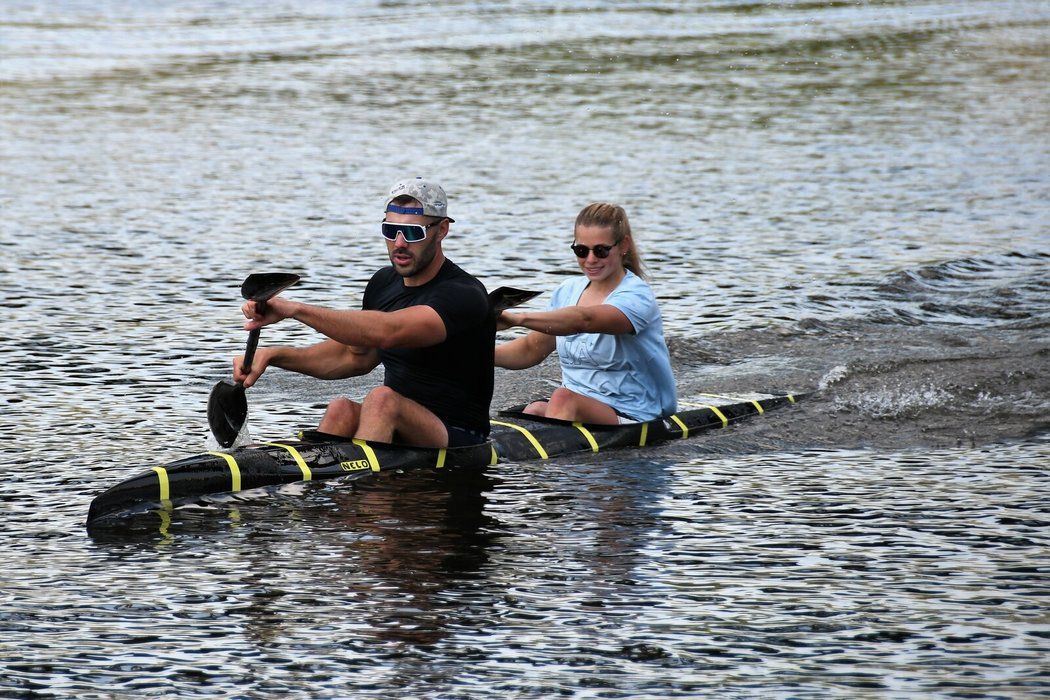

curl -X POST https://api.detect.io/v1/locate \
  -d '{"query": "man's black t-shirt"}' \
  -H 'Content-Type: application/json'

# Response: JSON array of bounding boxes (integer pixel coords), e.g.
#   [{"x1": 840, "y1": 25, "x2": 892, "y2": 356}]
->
[{"x1": 362, "y1": 259, "x2": 494, "y2": 437}]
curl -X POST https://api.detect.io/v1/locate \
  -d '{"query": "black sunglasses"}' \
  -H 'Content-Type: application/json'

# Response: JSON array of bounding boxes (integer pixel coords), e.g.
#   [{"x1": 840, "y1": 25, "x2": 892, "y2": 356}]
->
[
  {"x1": 570, "y1": 243, "x2": 614, "y2": 259},
  {"x1": 381, "y1": 220, "x2": 443, "y2": 243}
]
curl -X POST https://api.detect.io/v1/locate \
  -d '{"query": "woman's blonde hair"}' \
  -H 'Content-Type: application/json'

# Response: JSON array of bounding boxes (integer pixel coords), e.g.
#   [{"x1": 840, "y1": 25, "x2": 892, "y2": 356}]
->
[{"x1": 574, "y1": 202, "x2": 648, "y2": 281}]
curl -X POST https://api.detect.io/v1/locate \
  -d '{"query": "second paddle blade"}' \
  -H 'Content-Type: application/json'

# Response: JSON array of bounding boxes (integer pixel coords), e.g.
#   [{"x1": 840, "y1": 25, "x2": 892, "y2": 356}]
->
[{"x1": 489, "y1": 286, "x2": 541, "y2": 313}]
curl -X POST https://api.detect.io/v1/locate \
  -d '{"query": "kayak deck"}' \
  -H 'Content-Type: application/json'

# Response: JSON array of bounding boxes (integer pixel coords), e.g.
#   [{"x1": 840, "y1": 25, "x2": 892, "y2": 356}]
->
[{"x1": 86, "y1": 391, "x2": 803, "y2": 526}]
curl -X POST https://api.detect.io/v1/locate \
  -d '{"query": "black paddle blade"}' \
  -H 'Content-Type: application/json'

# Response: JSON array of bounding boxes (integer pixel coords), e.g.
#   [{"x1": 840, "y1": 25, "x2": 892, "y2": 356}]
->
[
  {"x1": 489, "y1": 286, "x2": 541, "y2": 313},
  {"x1": 207, "y1": 380, "x2": 247, "y2": 448},
  {"x1": 241, "y1": 272, "x2": 301, "y2": 302}
]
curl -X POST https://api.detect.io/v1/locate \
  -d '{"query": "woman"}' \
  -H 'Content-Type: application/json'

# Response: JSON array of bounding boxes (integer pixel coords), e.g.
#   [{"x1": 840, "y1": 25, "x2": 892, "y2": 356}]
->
[{"x1": 495, "y1": 202, "x2": 677, "y2": 424}]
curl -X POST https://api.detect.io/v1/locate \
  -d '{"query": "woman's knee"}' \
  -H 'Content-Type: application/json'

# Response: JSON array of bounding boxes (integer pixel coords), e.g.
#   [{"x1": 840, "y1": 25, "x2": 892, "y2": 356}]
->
[
  {"x1": 548, "y1": 387, "x2": 577, "y2": 409},
  {"x1": 524, "y1": 400, "x2": 549, "y2": 416}
]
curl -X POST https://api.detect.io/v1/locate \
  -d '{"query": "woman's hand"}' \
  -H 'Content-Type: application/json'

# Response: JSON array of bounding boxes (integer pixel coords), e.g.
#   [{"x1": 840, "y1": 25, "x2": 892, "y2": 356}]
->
[{"x1": 496, "y1": 310, "x2": 522, "y2": 332}]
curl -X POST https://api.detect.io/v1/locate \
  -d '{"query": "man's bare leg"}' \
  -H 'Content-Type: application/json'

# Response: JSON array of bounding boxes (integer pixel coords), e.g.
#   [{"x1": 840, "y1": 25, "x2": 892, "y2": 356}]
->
[
  {"x1": 354, "y1": 385, "x2": 450, "y2": 447},
  {"x1": 319, "y1": 397, "x2": 363, "y2": 437}
]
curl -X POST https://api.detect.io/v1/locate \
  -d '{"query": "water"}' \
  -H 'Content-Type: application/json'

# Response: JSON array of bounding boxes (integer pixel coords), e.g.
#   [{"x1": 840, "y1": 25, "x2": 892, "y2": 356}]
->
[{"x1": 2, "y1": 1, "x2": 1048, "y2": 697}]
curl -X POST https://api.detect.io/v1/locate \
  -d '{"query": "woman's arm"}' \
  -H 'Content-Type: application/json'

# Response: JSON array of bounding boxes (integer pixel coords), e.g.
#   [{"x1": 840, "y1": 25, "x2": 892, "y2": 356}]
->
[
  {"x1": 494, "y1": 331, "x2": 556, "y2": 369},
  {"x1": 499, "y1": 304, "x2": 635, "y2": 337}
]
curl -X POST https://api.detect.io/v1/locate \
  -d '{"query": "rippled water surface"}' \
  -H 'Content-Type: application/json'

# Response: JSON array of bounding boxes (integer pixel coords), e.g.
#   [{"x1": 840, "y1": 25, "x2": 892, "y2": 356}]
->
[{"x1": 2, "y1": 1, "x2": 1048, "y2": 698}]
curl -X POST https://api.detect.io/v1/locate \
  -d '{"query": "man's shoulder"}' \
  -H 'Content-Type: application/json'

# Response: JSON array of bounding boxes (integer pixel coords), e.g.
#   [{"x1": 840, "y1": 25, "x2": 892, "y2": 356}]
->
[
  {"x1": 368, "y1": 265, "x2": 399, "y2": 287},
  {"x1": 434, "y1": 259, "x2": 488, "y2": 300},
  {"x1": 437, "y1": 258, "x2": 483, "y2": 286},
  {"x1": 367, "y1": 266, "x2": 403, "y2": 298}
]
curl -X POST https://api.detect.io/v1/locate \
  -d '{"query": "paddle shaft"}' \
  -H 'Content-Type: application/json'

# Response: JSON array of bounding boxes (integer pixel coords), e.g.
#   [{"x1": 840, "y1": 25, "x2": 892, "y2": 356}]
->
[{"x1": 239, "y1": 300, "x2": 267, "y2": 375}]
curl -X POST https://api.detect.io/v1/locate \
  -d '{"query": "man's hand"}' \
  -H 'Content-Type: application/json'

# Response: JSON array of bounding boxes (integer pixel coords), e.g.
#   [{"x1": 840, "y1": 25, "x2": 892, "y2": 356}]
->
[
  {"x1": 242, "y1": 296, "x2": 297, "y2": 330},
  {"x1": 232, "y1": 347, "x2": 273, "y2": 388}
]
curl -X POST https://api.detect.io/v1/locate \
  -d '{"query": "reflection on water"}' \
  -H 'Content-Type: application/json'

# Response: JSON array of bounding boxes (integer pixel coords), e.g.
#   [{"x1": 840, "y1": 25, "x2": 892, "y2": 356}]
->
[
  {"x1": 28, "y1": 444, "x2": 1048, "y2": 697},
  {"x1": 2, "y1": 0, "x2": 1048, "y2": 697}
]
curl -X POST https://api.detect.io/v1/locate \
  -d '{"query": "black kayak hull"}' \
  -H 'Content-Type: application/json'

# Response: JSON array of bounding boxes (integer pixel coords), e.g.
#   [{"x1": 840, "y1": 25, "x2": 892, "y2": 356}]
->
[{"x1": 86, "y1": 391, "x2": 803, "y2": 526}]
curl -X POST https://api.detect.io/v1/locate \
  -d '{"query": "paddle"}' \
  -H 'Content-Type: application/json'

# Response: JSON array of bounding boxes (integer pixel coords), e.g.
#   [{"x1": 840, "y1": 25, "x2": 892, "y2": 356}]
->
[
  {"x1": 207, "y1": 272, "x2": 301, "y2": 448},
  {"x1": 489, "y1": 286, "x2": 541, "y2": 313}
]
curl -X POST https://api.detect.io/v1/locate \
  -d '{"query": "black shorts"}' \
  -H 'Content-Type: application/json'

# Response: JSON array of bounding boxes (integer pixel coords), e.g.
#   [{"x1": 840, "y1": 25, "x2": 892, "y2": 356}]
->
[{"x1": 445, "y1": 424, "x2": 488, "y2": 448}]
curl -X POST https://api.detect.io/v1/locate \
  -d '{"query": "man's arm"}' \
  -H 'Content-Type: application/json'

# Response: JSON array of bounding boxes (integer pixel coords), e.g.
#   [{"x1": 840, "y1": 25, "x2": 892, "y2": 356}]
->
[
  {"x1": 235, "y1": 339, "x2": 380, "y2": 388},
  {"x1": 270, "y1": 339, "x2": 381, "y2": 379},
  {"x1": 245, "y1": 297, "x2": 448, "y2": 349}
]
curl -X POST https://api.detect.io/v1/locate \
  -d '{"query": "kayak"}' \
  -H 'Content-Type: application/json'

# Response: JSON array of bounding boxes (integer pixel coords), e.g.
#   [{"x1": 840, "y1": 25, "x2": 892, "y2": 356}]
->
[{"x1": 85, "y1": 390, "x2": 803, "y2": 527}]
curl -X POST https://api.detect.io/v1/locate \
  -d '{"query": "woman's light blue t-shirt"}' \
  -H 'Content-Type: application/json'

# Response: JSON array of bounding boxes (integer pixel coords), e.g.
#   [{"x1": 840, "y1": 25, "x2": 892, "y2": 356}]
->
[{"x1": 549, "y1": 271, "x2": 677, "y2": 421}]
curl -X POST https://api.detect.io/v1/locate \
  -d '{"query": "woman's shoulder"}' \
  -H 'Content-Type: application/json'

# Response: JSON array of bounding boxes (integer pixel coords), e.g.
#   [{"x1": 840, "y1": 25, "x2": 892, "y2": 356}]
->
[
  {"x1": 550, "y1": 276, "x2": 588, "y2": 304},
  {"x1": 619, "y1": 270, "x2": 652, "y2": 289},
  {"x1": 607, "y1": 272, "x2": 663, "y2": 326},
  {"x1": 613, "y1": 271, "x2": 657, "y2": 300}
]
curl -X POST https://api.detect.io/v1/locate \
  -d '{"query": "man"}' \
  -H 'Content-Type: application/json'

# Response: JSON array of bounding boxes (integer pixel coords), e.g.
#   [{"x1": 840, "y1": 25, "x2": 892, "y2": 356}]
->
[{"x1": 234, "y1": 177, "x2": 495, "y2": 448}]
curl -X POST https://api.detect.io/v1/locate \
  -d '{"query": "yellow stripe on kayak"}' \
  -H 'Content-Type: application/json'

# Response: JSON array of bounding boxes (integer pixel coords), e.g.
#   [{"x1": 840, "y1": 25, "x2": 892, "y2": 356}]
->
[
  {"x1": 572, "y1": 422, "x2": 599, "y2": 452},
  {"x1": 351, "y1": 439, "x2": 381, "y2": 472},
  {"x1": 151, "y1": 466, "x2": 170, "y2": 501},
  {"x1": 707, "y1": 405, "x2": 729, "y2": 427},
  {"x1": 208, "y1": 451, "x2": 242, "y2": 492},
  {"x1": 262, "y1": 442, "x2": 312, "y2": 480},
  {"x1": 639, "y1": 421, "x2": 649, "y2": 447},
  {"x1": 668, "y1": 414, "x2": 688, "y2": 439},
  {"x1": 698, "y1": 392, "x2": 764, "y2": 414},
  {"x1": 679, "y1": 401, "x2": 731, "y2": 428},
  {"x1": 491, "y1": 420, "x2": 548, "y2": 459},
  {"x1": 435, "y1": 448, "x2": 447, "y2": 469}
]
